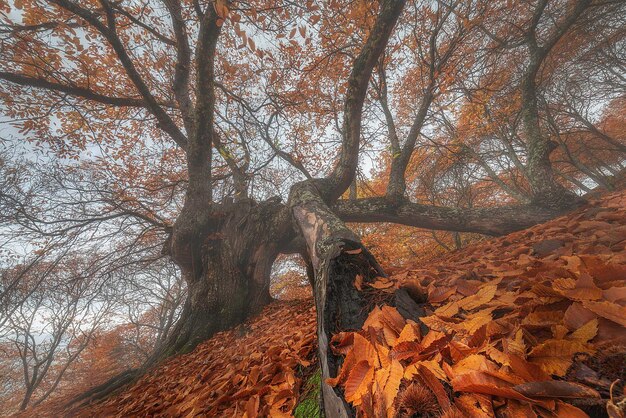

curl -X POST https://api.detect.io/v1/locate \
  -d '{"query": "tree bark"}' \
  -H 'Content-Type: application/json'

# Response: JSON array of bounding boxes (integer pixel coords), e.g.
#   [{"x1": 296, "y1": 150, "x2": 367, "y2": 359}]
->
[
  {"x1": 156, "y1": 198, "x2": 291, "y2": 361},
  {"x1": 333, "y1": 196, "x2": 561, "y2": 236},
  {"x1": 520, "y1": 0, "x2": 591, "y2": 209},
  {"x1": 521, "y1": 69, "x2": 579, "y2": 209},
  {"x1": 290, "y1": 181, "x2": 384, "y2": 417}
]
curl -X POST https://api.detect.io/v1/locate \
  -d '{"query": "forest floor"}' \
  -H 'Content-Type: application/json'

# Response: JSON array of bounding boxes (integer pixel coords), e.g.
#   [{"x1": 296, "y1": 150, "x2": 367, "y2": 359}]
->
[{"x1": 34, "y1": 188, "x2": 626, "y2": 417}]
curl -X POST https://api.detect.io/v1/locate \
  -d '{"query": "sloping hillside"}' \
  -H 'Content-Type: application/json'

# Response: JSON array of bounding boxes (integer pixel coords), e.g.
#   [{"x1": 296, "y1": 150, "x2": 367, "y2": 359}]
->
[
  {"x1": 44, "y1": 189, "x2": 625, "y2": 417},
  {"x1": 328, "y1": 190, "x2": 626, "y2": 417},
  {"x1": 66, "y1": 301, "x2": 317, "y2": 417}
]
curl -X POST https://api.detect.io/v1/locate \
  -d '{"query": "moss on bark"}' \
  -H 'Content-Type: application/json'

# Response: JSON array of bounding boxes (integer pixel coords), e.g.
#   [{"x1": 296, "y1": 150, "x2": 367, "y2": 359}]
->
[{"x1": 294, "y1": 369, "x2": 323, "y2": 418}]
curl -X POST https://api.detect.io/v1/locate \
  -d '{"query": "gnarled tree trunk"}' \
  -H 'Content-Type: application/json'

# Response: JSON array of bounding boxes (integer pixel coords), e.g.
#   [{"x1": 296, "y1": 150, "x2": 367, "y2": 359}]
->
[
  {"x1": 157, "y1": 197, "x2": 292, "y2": 361},
  {"x1": 70, "y1": 198, "x2": 293, "y2": 406}
]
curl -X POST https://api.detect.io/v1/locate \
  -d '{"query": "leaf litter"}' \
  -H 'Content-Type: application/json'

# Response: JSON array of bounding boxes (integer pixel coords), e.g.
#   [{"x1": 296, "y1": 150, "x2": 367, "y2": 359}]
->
[
  {"x1": 329, "y1": 190, "x2": 626, "y2": 417},
  {"x1": 43, "y1": 190, "x2": 626, "y2": 417}
]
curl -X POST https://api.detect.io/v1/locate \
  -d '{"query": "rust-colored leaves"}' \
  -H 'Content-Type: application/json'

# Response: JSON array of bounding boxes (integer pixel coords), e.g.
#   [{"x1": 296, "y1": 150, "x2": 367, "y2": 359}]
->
[{"x1": 328, "y1": 191, "x2": 626, "y2": 417}]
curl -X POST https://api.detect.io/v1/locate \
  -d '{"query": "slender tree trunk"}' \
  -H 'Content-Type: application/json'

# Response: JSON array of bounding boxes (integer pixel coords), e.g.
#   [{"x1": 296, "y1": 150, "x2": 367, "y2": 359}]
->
[
  {"x1": 520, "y1": 0, "x2": 590, "y2": 209},
  {"x1": 521, "y1": 71, "x2": 575, "y2": 208},
  {"x1": 20, "y1": 386, "x2": 34, "y2": 411}
]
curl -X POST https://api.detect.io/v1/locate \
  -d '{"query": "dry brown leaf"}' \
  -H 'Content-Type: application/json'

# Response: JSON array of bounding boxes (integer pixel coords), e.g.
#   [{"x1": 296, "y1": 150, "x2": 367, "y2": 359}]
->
[
  {"x1": 428, "y1": 286, "x2": 457, "y2": 303},
  {"x1": 380, "y1": 306, "x2": 405, "y2": 334},
  {"x1": 327, "y1": 350, "x2": 355, "y2": 387},
  {"x1": 554, "y1": 400, "x2": 592, "y2": 417},
  {"x1": 394, "y1": 322, "x2": 421, "y2": 346},
  {"x1": 353, "y1": 333, "x2": 380, "y2": 368},
  {"x1": 418, "y1": 363, "x2": 451, "y2": 410},
  {"x1": 375, "y1": 342, "x2": 391, "y2": 369},
  {"x1": 382, "y1": 360, "x2": 403, "y2": 416},
  {"x1": 603, "y1": 286, "x2": 626, "y2": 304},
  {"x1": 344, "y1": 360, "x2": 374, "y2": 405},
  {"x1": 553, "y1": 324, "x2": 570, "y2": 339},
  {"x1": 369, "y1": 278, "x2": 395, "y2": 289},
  {"x1": 459, "y1": 313, "x2": 494, "y2": 335},
  {"x1": 528, "y1": 339, "x2": 594, "y2": 376},
  {"x1": 497, "y1": 400, "x2": 538, "y2": 418},
  {"x1": 390, "y1": 341, "x2": 421, "y2": 361},
  {"x1": 567, "y1": 319, "x2": 598, "y2": 343},
  {"x1": 420, "y1": 315, "x2": 460, "y2": 334},
  {"x1": 513, "y1": 381, "x2": 600, "y2": 399},
  {"x1": 451, "y1": 371, "x2": 535, "y2": 402},
  {"x1": 458, "y1": 284, "x2": 498, "y2": 310},
  {"x1": 582, "y1": 300, "x2": 626, "y2": 327},
  {"x1": 580, "y1": 255, "x2": 626, "y2": 285},
  {"x1": 553, "y1": 274, "x2": 603, "y2": 301},
  {"x1": 448, "y1": 341, "x2": 477, "y2": 363},
  {"x1": 563, "y1": 302, "x2": 597, "y2": 330},
  {"x1": 404, "y1": 359, "x2": 446, "y2": 382},
  {"x1": 373, "y1": 366, "x2": 390, "y2": 402},
  {"x1": 363, "y1": 306, "x2": 384, "y2": 331},
  {"x1": 522, "y1": 310, "x2": 563, "y2": 327},
  {"x1": 421, "y1": 330, "x2": 448, "y2": 350},
  {"x1": 507, "y1": 353, "x2": 551, "y2": 382},
  {"x1": 455, "y1": 393, "x2": 495, "y2": 418},
  {"x1": 435, "y1": 301, "x2": 460, "y2": 317},
  {"x1": 354, "y1": 274, "x2": 364, "y2": 291}
]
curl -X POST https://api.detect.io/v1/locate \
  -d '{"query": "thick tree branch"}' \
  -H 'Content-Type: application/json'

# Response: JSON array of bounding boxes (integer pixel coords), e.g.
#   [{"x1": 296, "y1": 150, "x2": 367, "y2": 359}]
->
[
  {"x1": 161, "y1": 0, "x2": 194, "y2": 133},
  {"x1": 327, "y1": 0, "x2": 406, "y2": 201},
  {"x1": 333, "y1": 197, "x2": 561, "y2": 236},
  {"x1": 168, "y1": 7, "x2": 221, "y2": 282},
  {"x1": 186, "y1": 8, "x2": 221, "y2": 200},
  {"x1": 289, "y1": 182, "x2": 384, "y2": 417},
  {"x1": 0, "y1": 72, "x2": 145, "y2": 107},
  {"x1": 48, "y1": 0, "x2": 189, "y2": 150}
]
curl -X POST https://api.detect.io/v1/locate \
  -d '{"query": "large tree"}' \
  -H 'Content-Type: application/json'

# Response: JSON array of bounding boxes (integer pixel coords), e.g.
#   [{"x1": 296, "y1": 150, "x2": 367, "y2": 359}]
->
[{"x1": 1, "y1": 0, "x2": 624, "y2": 414}]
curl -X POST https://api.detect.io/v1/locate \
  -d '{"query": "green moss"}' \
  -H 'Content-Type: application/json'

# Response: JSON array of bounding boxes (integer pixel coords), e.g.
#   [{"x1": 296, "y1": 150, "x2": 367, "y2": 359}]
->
[{"x1": 294, "y1": 368, "x2": 323, "y2": 418}]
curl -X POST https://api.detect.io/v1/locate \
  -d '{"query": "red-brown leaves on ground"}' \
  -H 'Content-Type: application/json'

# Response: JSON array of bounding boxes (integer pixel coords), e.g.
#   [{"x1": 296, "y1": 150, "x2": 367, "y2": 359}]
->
[
  {"x1": 67, "y1": 301, "x2": 316, "y2": 418},
  {"x1": 27, "y1": 190, "x2": 626, "y2": 418},
  {"x1": 330, "y1": 190, "x2": 626, "y2": 417}
]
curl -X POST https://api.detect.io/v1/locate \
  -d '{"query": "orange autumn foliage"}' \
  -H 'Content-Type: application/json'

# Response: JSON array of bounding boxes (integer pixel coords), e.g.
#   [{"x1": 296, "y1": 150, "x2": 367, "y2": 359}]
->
[{"x1": 328, "y1": 189, "x2": 626, "y2": 417}]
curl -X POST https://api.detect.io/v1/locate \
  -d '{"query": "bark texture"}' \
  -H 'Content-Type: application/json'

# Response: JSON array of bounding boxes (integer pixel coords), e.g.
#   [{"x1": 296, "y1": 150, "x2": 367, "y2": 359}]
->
[
  {"x1": 520, "y1": 0, "x2": 591, "y2": 209},
  {"x1": 333, "y1": 197, "x2": 563, "y2": 236},
  {"x1": 290, "y1": 182, "x2": 384, "y2": 417},
  {"x1": 157, "y1": 198, "x2": 292, "y2": 361}
]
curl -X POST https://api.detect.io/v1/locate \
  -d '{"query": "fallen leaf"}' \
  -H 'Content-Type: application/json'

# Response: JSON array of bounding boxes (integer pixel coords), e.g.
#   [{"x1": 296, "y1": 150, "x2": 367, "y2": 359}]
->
[
  {"x1": 451, "y1": 371, "x2": 535, "y2": 402},
  {"x1": 528, "y1": 339, "x2": 594, "y2": 377},
  {"x1": 344, "y1": 360, "x2": 374, "y2": 405},
  {"x1": 513, "y1": 381, "x2": 600, "y2": 399},
  {"x1": 567, "y1": 319, "x2": 598, "y2": 343},
  {"x1": 582, "y1": 300, "x2": 626, "y2": 327}
]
